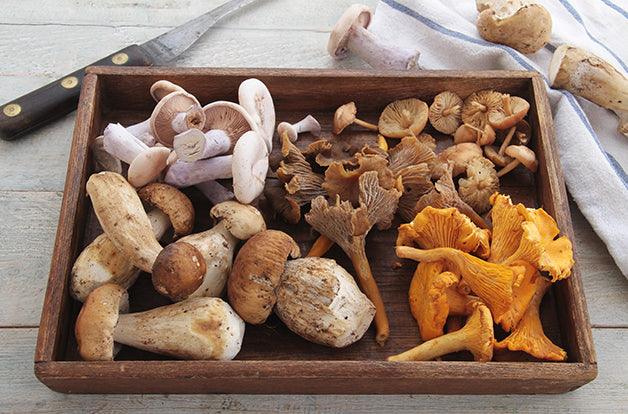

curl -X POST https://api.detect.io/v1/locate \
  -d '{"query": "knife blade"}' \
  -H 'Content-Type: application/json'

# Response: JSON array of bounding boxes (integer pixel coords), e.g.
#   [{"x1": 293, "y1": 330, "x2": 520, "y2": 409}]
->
[{"x1": 0, "y1": 0, "x2": 259, "y2": 141}]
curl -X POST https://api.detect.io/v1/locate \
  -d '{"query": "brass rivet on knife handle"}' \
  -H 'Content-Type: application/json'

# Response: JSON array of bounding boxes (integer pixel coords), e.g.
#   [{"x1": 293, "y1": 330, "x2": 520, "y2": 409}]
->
[
  {"x1": 61, "y1": 76, "x2": 79, "y2": 89},
  {"x1": 111, "y1": 52, "x2": 130, "y2": 65},
  {"x1": 3, "y1": 104, "x2": 21, "y2": 117}
]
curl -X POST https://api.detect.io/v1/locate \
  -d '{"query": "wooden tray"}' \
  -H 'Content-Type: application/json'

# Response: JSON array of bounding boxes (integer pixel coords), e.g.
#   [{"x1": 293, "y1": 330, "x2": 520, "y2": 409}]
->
[{"x1": 35, "y1": 67, "x2": 597, "y2": 394}]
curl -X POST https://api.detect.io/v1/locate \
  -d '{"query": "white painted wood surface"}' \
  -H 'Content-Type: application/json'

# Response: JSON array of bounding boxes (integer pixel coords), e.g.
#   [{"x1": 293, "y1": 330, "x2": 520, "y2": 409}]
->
[{"x1": 0, "y1": 0, "x2": 626, "y2": 412}]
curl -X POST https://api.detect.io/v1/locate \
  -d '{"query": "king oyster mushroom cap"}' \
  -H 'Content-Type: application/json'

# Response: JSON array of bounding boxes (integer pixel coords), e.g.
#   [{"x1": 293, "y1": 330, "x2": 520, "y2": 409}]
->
[
  {"x1": 238, "y1": 79, "x2": 275, "y2": 151},
  {"x1": 151, "y1": 201, "x2": 266, "y2": 302},
  {"x1": 277, "y1": 115, "x2": 322, "y2": 142},
  {"x1": 429, "y1": 91, "x2": 463, "y2": 134},
  {"x1": 165, "y1": 155, "x2": 233, "y2": 188},
  {"x1": 458, "y1": 157, "x2": 500, "y2": 214},
  {"x1": 327, "y1": 4, "x2": 420, "y2": 70},
  {"x1": 461, "y1": 90, "x2": 504, "y2": 129},
  {"x1": 549, "y1": 44, "x2": 628, "y2": 136},
  {"x1": 86, "y1": 172, "x2": 163, "y2": 273},
  {"x1": 228, "y1": 230, "x2": 301, "y2": 324},
  {"x1": 150, "y1": 80, "x2": 185, "y2": 101},
  {"x1": 127, "y1": 146, "x2": 172, "y2": 188},
  {"x1": 232, "y1": 130, "x2": 269, "y2": 204},
  {"x1": 275, "y1": 258, "x2": 376, "y2": 348},
  {"x1": 75, "y1": 284, "x2": 129, "y2": 361},
  {"x1": 379, "y1": 98, "x2": 429, "y2": 138},
  {"x1": 150, "y1": 91, "x2": 206, "y2": 147},
  {"x1": 477, "y1": 0, "x2": 552, "y2": 54},
  {"x1": 436, "y1": 143, "x2": 483, "y2": 176}
]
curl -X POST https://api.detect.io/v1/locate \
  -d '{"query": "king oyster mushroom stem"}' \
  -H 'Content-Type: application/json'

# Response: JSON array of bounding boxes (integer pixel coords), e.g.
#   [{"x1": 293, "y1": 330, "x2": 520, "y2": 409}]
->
[
  {"x1": 71, "y1": 183, "x2": 194, "y2": 302},
  {"x1": 196, "y1": 180, "x2": 235, "y2": 205},
  {"x1": 76, "y1": 284, "x2": 245, "y2": 361},
  {"x1": 238, "y1": 79, "x2": 275, "y2": 151},
  {"x1": 549, "y1": 45, "x2": 628, "y2": 136},
  {"x1": 152, "y1": 201, "x2": 266, "y2": 302},
  {"x1": 277, "y1": 115, "x2": 322, "y2": 143},
  {"x1": 232, "y1": 130, "x2": 269, "y2": 204},
  {"x1": 328, "y1": 4, "x2": 420, "y2": 70},
  {"x1": 86, "y1": 172, "x2": 165, "y2": 273},
  {"x1": 165, "y1": 155, "x2": 233, "y2": 188}
]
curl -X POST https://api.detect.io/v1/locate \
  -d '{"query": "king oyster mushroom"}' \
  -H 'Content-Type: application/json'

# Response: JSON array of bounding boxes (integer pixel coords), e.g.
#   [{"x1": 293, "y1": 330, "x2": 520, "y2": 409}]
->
[
  {"x1": 378, "y1": 98, "x2": 429, "y2": 138},
  {"x1": 429, "y1": 91, "x2": 463, "y2": 134},
  {"x1": 458, "y1": 157, "x2": 500, "y2": 214}
]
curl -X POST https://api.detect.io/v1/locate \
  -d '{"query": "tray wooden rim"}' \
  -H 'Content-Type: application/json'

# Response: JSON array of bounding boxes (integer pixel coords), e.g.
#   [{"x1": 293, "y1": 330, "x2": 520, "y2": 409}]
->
[{"x1": 34, "y1": 67, "x2": 597, "y2": 395}]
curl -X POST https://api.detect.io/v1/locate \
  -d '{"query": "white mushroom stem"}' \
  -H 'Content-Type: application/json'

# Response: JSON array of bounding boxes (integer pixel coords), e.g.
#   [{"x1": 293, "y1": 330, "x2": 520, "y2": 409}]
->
[
  {"x1": 347, "y1": 26, "x2": 420, "y2": 70},
  {"x1": 549, "y1": 45, "x2": 628, "y2": 136},
  {"x1": 125, "y1": 119, "x2": 156, "y2": 146},
  {"x1": 277, "y1": 115, "x2": 322, "y2": 142},
  {"x1": 171, "y1": 111, "x2": 195, "y2": 133},
  {"x1": 112, "y1": 297, "x2": 245, "y2": 360},
  {"x1": 165, "y1": 156, "x2": 233, "y2": 188},
  {"x1": 173, "y1": 129, "x2": 231, "y2": 162},
  {"x1": 103, "y1": 123, "x2": 148, "y2": 164},
  {"x1": 498, "y1": 127, "x2": 517, "y2": 155},
  {"x1": 196, "y1": 180, "x2": 234, "y2": 205}
]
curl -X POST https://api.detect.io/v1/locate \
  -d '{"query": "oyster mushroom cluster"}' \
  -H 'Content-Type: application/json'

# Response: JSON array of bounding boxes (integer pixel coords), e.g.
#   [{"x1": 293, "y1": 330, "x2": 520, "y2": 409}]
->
[
  {"x1": 93, "y1": 78, "x2": 275, "y2": 205},
  {"x1": 390, "y1": 194, "x2": 574, "y2": 362}
]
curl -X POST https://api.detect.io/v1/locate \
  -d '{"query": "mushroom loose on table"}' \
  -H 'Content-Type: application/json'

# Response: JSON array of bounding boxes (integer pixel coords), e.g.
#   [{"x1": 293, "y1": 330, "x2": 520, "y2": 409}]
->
[
  {"x1": 328, "y1": 4, "x2": 420, "y2": 70},
  {"x1": 378, "y1": 98, "x2": 429, "y2": 138},
  {"x1": 76, "y1": 284, "x2": 245, "y2": 361},
  {"x1": 238, "y1": 79, "x2": 275, "y2": 151},
  {"x1": 277, "y1": 115, "x2": 321, "y2": 142},
  {"x1": 306, "y1": 172, "x2": 402, "y2": 345},
  {"x1": 549, "y1": 44, "x2": 628, "y2": 137},
  {"x1": 333, "y1": 102, "x2": 378, "y2": 134},
  {"x1": 152, "y1": 201, "x2": 266, "y2": 301},
  {"x1": 388, "y1": 303, "x2": 494, "y2": 362},
  {"x1": 476, "y1": 0, "x2": 552, "y2": 54}
]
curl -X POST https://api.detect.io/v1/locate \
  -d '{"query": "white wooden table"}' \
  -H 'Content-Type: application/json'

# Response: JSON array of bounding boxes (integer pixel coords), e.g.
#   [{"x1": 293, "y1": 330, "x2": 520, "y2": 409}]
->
[{"x1": 1, "y1": 1, "x2": 626, "y2": 412}]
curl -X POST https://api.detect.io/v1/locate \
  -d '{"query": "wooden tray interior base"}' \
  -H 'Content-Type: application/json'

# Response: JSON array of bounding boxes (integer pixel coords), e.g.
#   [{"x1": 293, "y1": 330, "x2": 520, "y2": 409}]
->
[{"x1": 35, "y1": 68, "x2": 596, "y2": 394}]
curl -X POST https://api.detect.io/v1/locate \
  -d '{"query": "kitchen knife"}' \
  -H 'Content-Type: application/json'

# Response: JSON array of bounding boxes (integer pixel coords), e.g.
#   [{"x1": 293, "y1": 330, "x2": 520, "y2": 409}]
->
[{"x1": 0, "y1": 0, "x2": 259, "y2": 141}]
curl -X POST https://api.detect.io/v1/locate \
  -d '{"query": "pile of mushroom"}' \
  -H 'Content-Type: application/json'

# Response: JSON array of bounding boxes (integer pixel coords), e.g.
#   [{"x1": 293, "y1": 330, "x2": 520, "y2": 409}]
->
[
  {"x1": 389, "y1": 194, "x2": 574, "y2": 362},
  {"x1": 93, "y1": 78, "x2": 275, "y2": 205}
]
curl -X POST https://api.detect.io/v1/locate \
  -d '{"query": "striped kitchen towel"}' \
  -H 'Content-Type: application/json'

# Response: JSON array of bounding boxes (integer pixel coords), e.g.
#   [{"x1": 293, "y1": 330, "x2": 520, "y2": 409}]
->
[{"x1": 369, "y1": 0, "x2": 628, "y2": 276}]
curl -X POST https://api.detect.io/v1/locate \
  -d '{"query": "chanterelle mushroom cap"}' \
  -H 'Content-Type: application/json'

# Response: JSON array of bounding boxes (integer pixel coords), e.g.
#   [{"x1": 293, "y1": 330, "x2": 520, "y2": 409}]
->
[
  {"x1": 378, "y1": 98, "x2": 429, "y2": 138},
  {"x1": 202, "y1": 101, "x2": 258, "y2": 152},
  {"x1": 75, "y1": 284, "x2": 129, "y2": 361},
  {"x1": 458, "y1": 157, "x2": 500, "y2": 214},
  {"x1": 228, "y1": 230, "x2": 300, "y2": 324},
  {"x1": 488, "y1": 193, "x2": 525, "y2": 263},
  {"x1": 150, "y1": 91, "x2": 206, "y2": 147},
  {"x1": 150, "y1": 80, "x2": 185, "y2": 101},
  {"x1": 327, "y1": 4, "x2": 372, "y2": 59},
  {"x1": 429, "y1": 91, "x2": 463, "y2": 134},
  {"x1": 488, "y1": 95, "x2": 530, "y2": 130},
  {"x1": 152, "y1": 242, "x2": 207, "y2": 302},
  {"x1": 138, "y1": 183, "x2": 194, "y2": 238},
  {"x1": 275, "y1": 257, "x2": 376, "y2": 348},
  {"x1": 210, "y1": 200, "x2": 267, "y2": 240},
  {"x1": 461, "y1": 89, "x2": 504, "y2": 129}
]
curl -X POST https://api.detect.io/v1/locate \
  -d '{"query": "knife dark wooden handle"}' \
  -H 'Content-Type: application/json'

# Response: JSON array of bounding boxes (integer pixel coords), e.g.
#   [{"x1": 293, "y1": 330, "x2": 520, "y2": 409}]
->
[{"x1": 0, "y1": 45, "x2": 155, "y2": 141}]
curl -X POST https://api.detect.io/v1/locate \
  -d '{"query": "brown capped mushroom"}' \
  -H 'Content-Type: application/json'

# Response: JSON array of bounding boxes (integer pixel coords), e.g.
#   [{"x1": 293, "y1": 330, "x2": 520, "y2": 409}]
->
[
  {"x1": 453, "y1": 123, "x2": 496, "y2": 146},
  {"x1": 458, "y1": 157, "x2": 500, "y2": 214},
  {"x1": 429, "y1": 91, "x2": 463, "y2": 134},
  {"x1": 333, "y1": 102, "x2": 378, "y2": 134},
  {"x1": 477, "y1": 1, "x2": 552, "y2": 54},
  {"x1": 228, "y1": 230, "x2": 301, "y2": 324},
  {"x1": 436, "y1": 142, "x2": 483, "y2": 176},
  {"x1": 461, "y1": 89, "x2": 504, "y2": 129},
  {"x1": 378, "y1": 98, "x2": 429, "y2": 138},
  {"x1": 488, "y1": 94, "x2": 530, "y2": 130},
  {"x1": 275, "y1": 258, "x2": 376, "y2": 348},
  {"x1": 306, "y1": 172, "x2": 402, "y2": 345},
  {"x1": 303, "y1": 131, "x2": 382, "y2": 167},
  {"x1": 484, "y1": 144, "x2": 513, "y2": 167},
  {"x1": 151, "y1": 91, "x2": 206, "y2": 147},
  {"x1": 76, "y1": 284, "x2": 245, "y2": 361},
  {"x1": 327, "y1": 4, "x2": 420, "y2": 70},
  {"x1": 497, "y1": 145, "x2": 538, "y2": 177}
]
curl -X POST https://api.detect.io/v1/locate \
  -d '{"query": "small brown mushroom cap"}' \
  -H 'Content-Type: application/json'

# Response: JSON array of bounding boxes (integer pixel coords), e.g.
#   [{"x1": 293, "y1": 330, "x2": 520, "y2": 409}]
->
[
  {"x1": 275, "y1": 257, "x2": 376, "y2": 348},
  {"x1": 458, "y1": 157, "x2": 500, "y2": 214},
  {"x1": 488, "y1": 95, "x2": 530, "y2": 130},
  {"x1": 461, "y1": 90, "x2": 504, "y2": 129},
  {"x1": 484, "y1": 145, "x2": 513, "y2": 167},
  {"x1": 210, "y1": 200, "x2": 267, "y2": 240},
  {"x1": 333, "y1": 102, "x2": 358, "y2": 134},
  {"x1": 150, "y1": 80, "x2": 185, "y2": 102},
  {"x1": 151, "y1": 242, "x2": 207, "y2": 302},
  {"x1": 202, "y1": 101, "x2": 257, "y2": 152},
  {"x1": 505, "y1": 145, "x2": 538, "y2": 171},
  {"x1": 429, "y1": 91, "x2": 463, "y2": 134},
  {"x1": 75, "y1": 284, "x2": 129, "y2": 361},
  {"x1": 327, "y1": 4, "x2": 373, "y2": 59},
  {"x1": 303, "y1": 131, "x2": 382, "y2": 167},
  {"x1": 150, "y1": 91, "x2": 205, "y2": 147},
  {"x1": 228, "y1": 230, "x2": 301, "y2": 324},
  {"x1": 436, "y1": 143, "x2": 483, "y2": 176},
  {"x1": 379, "y1": 98, "x2": 429, "y2": 138},
  {"x1": 138, "y1": 183, "x2": 195, "y2": 238}
]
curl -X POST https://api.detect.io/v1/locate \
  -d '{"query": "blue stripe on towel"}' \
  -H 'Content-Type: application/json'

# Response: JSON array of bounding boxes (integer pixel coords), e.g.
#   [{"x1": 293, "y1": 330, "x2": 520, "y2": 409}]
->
[
  {"x1": 599, "y1": 0, "x2": 628, "y2": 19},
  {"x1": 557, "y1": 0, "x2": 628, "y2": 72},
  {"x1": 381, "y1": 0, "x2": 628, "y2": 188}
]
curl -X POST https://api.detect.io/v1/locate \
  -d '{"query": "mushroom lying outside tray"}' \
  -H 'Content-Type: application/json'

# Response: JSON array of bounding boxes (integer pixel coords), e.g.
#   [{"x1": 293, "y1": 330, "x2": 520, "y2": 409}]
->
[{"x1": 35, "y1": 69, "x2": 595, "y2": 395}]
